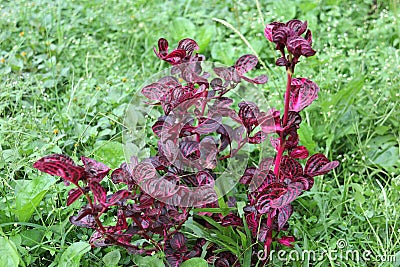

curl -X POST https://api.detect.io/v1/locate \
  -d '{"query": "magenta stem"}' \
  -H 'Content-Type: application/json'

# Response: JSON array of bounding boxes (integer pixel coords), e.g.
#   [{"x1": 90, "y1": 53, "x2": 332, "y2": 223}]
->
[{"x1": 273, "y1": 71, "x2": 292, "y2": 178}]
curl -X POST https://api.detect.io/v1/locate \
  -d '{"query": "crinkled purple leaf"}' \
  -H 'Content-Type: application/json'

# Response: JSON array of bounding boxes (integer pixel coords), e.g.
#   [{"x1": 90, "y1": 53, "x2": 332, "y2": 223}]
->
[
  {"x1": 241, "y1": 74, "x2": 268, "y2": 84},
  {"x1": 305, "y1": 29, "x2": 312, "y2": 45},
  {"x1": 264, "y1": 23, "x2": 275, "y2": 42},
  {"x1": 276, "y1": 57, "x2": 288, "y2": 67},
  {"x1": 177, "y1": 38, "x2": 199, "y2": 55},
  {"x1": 290, "y1": 146, "x2": 309, "y2": 159},
  {"x1": 238, "y1": 101, "x2": 260, "y2": 130},
  {"x1": 239, "y1": 167, "x2": 257, "y2": 185},
  {"x1": 170, "y1": 232, "x2": 187, "y2": 251},
  {"x1": 214, "y1": 66, "x2": 233, "y2": 82},
  {"x1": 141, "y1": 82, "x2": 165, "y2": 101},
  {"x1": 69, "y1": 209, "x2": 96, "y2": 228},
  {"x1": 210, "y1": 77, "x2": 224, "y2": 90},
  {"x1": 106, "y1": 190, "x2": 131, "y2": 207},
  {"x1": 305, "y1": 153, "x2": 339, "y2": 177},
  {"x1": 287, "y1": 37, "x2": 316, "y2": 57},
  {"x1": 196, "y1": 171, "x2": 215, "y2": 186},
  {"x1": 81, "y1": 156, "x2": 110, "y2": 181},
  {"x1": 286, "y1": 19, "x2": 308, "y2": 35},
  {"x1": 273, "y1": 26, "x2": 291, "y2": 44},
  {"x1": 195, "y1": 116, "x2": 222, "y2": 135},
  {"x1": 258, "y1": 221, "x2": 270, "y2": 242},
  {"x1": 221, "y1": 214, "x2": 243, "y2": 227},
  {"x1": 179, "y1": 140, "x2": 200, "y2": 158},
  {"x1": 277, "y1": 205, "x2": 293, "y2": 230},
  {"x1": 140, "y1": 175, "x2": 179, "y2": 199},
  {"x1": 269, "y1": 182, "x2": 304, "y2": 208},
  {"x1": 279, "y1": 156, "x2": 303, "y2": 180},
  {"x1": 259, "y1": 108, "x2": 280, "y2": 134},
  {"x1": 111, "y1": 168, "x2": 134, "y2": 185},
  {"x1": 155, "y1": 38, "x2": 169, "y2": 57},
  {"x1": 133, "y1": 162, "x2": 157, "y2": 183},
  {"x1": 248, "y1": 131, "x2": 267, "y2": 144},
  {"x1": 234, "y1": 54, "x2": 258, "y2": 76},
  {"x1": 289, "y1": 78, "x2": 319, "y2": 112}
]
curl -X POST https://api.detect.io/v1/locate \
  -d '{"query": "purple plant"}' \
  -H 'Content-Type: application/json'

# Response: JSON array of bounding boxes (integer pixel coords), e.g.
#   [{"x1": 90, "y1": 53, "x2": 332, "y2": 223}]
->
[{"x1": 33, "y1": 20, "x2": 338, "y2": 266}]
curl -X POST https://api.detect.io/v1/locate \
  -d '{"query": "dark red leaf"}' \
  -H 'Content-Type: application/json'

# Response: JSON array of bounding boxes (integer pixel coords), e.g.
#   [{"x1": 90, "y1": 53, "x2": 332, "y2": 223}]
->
[
  {"x1": 133, "y1": 162, "x2": 157, "y2": 183},
  {"x1": 196, "y1": 171, "x2": 214, "y2": 186},
  {"x1": 111, "y1": 168, "x2": 134, "y2": 185},
  {"x1": 279, "y1": 156, "x2": 303, "y2": 180},
  {"x1": 234, "y1": 54, "x2": 258, "y2": 75},
  {"x1": 179, "y1": 141, "x2": 200, "y2": 158},
  {"x1": 239, "y1": 167, "x2": 257, "y2": 185},
  {"x1": 287, "y1": 37, "x2": 316, "y2": 57},
  {"x1": 221, "y1": 214, "x2": 243, "y2": 227},
  {"x1": 305, "y1": 153, "x2": 339, "y2": 177},
  {"x1": 170, "y1": 232, "x2": 187, "y2": 251},
  {"x1": 66, "y1": 188, "x2": 83, "y2": 206},
  {"x1": 286, "y1": 19, "x2": 308, "y2": 35},
  {"x1": 81, "y1": 156, "x2": 110, "y2": 181},
  {"x1": 89, "y1": 181, "x2": 107, "y2": 205},
  {"x1": 177, "y1": 38, "x2": 199, "y2": 55},
  {"x1": 305, "y1": 29, "x2": 312, "y2": 45},
  {"x1": 156, "y1": 38, "x2": 169, "y2": 57},
  {"x1": 33, "y1": 154, "x2": 85, "y2": 184},
  {"x1": 288, "y1": 78, "x2": 319, "y2": 112},
  {"x1": 273, "y1": 26, "x2": 291, "y2": 43},
  {"x1": 269, "y1": 182, "x2": 304, "y2": 208},
  {"x1": 214, "y1": 66, "x2": 233, "y2": 82},
  {"x1": 290, "y1": 146, "x2": 309, "y2": 159},
  {"x1": 278, "y1": 235, "x2": 295, "y2": 247},
  {"x1": 241, "y1": 74, "x2": 268, "y2": 84},
  {"x1": 70, "y1": 209, "x2": 96, "y2": 228},
  {"x1": 238, "y1": 101, "x2": 260, "y2": 130},
  {"x1": 106, "y1": 190, "x2": 131, "y2": 207},
  {"x1": 277, "y1": 205, "x2": 293, "y2": 230},
  {"x1": 195, "y1": 116, "x2": 222, "y2": 135},
  {"x1": 141, "y1": 82, "x2": 165, "y2": 101},
  {"x1": 248, "y1": 131, "x2": 267, "y2": 144}
]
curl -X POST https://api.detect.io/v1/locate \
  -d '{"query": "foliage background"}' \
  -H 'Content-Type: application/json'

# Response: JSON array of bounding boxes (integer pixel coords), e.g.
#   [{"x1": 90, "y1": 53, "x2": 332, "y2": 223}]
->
[{"x1": 0, "y1": 0, "x2": 399, "y2": 266}]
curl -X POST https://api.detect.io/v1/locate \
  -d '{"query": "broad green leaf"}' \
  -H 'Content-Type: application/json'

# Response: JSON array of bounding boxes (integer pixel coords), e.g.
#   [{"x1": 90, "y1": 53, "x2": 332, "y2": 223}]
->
[
  {"x1": 171, "y1": 18, "x2": 196, "y2": 40},
  {"x1": 58, "y1": 242, "x2": 91, "y2": 267},
  {"x1": 298, "y1": 123, "x2": 316, "y2": 155},
  {"x1": 132, "y1": 255, "x2": 164, "y2": 267},
  {"x1": 180, "y1": 257, "x2": 208, "y2": 267},
  {"x1": 93, "y1": 141, "x2": 125, "y2": 168},
  {"x1": 102, "y1": 249, "x2": 121, "y2": 266},
  {"x1": 0, "y1": 236, "x2": 20, "y2": 267},
  {"x1": 14, "y1": 174, "x2": 56, "y2": 222}
]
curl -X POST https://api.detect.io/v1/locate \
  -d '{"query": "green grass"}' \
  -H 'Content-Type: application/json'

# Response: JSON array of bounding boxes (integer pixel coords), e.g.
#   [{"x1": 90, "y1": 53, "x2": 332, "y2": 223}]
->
[{"x1": 0, "y1": 0, "x2": 399, "y2": 266}]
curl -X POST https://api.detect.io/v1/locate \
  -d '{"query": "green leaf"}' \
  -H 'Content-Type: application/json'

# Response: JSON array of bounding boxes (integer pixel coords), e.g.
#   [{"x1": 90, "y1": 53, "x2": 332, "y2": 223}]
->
[
  {"x1": 298, "y1": 123, "x2": 316, "y2": 155},
  {"x1": 93, "y1": 141, "x2": 125, "y2": 168},
  {"x1": 180, "y1": 257, "x2": 208, "y2": 267},
  {"x1": 102, "y1": 250, "x2": 121, "y2": 266},
  {"x1": 14, "y1": 175, "x2": 56, "y2": 222},
  {"x1": 58, "y1": 242, "x2": 91, "y2": 267},
  {"x1": 171, "y1": 18, "x2": 196, "y2": 40},
  {"x1": 131, "y1": 255, "x2": 164, "y2": 267},
  {"x1": 0, "y1": 236, "x2": 20, "y2": 267},
  {"x1": 211, "y1": 43, "x2": 235, "y2": 66}
]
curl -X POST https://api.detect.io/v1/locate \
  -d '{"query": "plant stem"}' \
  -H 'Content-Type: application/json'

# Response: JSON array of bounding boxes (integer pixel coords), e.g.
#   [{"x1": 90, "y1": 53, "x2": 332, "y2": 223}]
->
[
  {"x1": 264, "y1": 211, "x2": 273, "y2": 261},
  {"x1": 273, "y1": 70, "x2": 292, "y2": 178}
]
